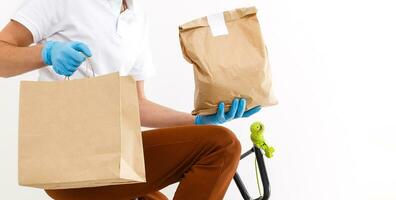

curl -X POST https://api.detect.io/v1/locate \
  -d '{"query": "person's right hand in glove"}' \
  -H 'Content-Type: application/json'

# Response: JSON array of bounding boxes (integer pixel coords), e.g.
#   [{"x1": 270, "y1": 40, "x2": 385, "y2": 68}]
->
[
  {"x1": 194, "y1": 98, "x2": 262, "y2": 125},
  {"x1": 42, "y1": 41, "x2": 92, "y2": 76}
]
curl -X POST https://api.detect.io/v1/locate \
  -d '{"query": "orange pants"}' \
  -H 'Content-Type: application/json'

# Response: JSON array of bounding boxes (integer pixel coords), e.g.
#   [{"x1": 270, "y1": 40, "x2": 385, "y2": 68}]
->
[{"x1": 45, "y1": 125, "x2": 242, "y2": 200}]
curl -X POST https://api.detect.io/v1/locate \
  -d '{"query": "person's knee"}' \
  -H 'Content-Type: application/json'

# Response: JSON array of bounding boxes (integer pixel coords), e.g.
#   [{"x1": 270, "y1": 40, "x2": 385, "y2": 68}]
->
[{"x1": 206, "y1": 125, "x2": 242, "y2": 160}]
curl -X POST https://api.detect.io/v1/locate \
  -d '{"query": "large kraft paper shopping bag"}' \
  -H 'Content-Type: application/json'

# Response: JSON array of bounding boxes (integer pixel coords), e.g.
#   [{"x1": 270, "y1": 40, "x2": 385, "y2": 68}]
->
[
  {"x1": 18, "y1": 72, "x2": 146, "y2": 189},
  {"x1": 179, "y1": 7, "x2": 278, "y2": 115}
]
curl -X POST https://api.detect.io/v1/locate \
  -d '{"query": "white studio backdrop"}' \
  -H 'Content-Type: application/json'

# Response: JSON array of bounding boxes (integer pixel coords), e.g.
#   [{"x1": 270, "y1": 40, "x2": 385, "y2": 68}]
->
[{"x1": 1, "y1": 0, "x2": 396, "y2": 199}]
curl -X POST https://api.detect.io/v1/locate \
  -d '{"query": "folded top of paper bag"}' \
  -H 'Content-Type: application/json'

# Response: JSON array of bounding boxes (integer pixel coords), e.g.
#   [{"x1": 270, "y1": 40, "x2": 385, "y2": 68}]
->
[{"x1": 179, "y1": 7, "x2": 257, "y2": 31}]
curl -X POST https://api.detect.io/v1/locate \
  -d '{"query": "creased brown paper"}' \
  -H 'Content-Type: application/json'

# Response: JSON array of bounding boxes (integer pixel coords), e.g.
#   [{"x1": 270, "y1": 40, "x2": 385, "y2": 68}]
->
[
  {"x1": 179, "y1": 7, "x2": 278, "y2": 115},
  {"x1": 18, "y1": 73, "x2": 146, "y2": 189}
]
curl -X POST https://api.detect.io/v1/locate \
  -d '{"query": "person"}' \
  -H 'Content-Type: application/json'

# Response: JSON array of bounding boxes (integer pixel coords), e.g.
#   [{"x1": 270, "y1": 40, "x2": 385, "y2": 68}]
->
[{"x1": 0, "y1": 0, "x2": 261, "y2": 199}]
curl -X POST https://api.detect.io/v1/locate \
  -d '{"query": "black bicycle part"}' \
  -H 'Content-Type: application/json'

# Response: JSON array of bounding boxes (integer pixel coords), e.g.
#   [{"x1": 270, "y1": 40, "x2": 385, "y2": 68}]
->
[{"x1": 233, "y1": 146, "x2": 271, "y2": 200}]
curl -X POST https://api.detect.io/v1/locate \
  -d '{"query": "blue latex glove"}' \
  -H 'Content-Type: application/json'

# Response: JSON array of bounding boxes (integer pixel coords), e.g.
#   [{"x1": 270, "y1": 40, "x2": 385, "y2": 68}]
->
[
  {"x1": 195, "y1": 98, "x2": 262, "y2": 125},
  {"x1": 42, "y1": 41, "x2": 92, "y2": 76}
]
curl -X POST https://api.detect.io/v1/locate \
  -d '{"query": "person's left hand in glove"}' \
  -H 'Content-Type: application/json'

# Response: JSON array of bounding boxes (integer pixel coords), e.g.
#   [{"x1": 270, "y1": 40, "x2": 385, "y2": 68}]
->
[{"x1": 194, "y1": 98, "x2": 261, "y2": 125}]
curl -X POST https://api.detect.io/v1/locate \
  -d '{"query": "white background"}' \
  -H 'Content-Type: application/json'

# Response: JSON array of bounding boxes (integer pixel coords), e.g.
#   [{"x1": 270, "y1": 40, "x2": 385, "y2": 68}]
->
[{"x1": 1, "y1": 0, "x2": 396, "y2": 199}]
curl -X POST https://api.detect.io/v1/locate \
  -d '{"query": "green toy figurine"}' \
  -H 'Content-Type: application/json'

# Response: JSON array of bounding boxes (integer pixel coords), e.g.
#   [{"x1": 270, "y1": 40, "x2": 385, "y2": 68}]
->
[{"x1": 250, "y1": 121, "x2": 275, "y2": 158}]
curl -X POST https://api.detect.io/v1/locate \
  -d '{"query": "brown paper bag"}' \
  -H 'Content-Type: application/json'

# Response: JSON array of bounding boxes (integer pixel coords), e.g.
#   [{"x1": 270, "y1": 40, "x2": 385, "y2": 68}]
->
[
  {"x1": 18, "y1": 72, "x2": 146, "y2": 189},
  {"x1": 179, "y1": 6, "x2": 278, "y2": 115}
]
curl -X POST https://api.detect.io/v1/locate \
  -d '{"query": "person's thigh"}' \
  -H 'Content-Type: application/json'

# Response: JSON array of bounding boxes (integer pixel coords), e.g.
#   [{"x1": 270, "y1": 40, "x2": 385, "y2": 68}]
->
[{"x1": 45, "y1": 125, "x2": 238, "y2": 200}]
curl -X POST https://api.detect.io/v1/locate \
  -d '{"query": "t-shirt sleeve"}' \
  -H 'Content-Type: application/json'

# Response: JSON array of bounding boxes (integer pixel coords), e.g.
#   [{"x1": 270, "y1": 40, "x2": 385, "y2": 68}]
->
[
  {"x1": 11, "y1": 0, "x2": 64, "y2": 43},
  {"x1": 128, "y1": 12, "x2": 156, "y2": 81}
]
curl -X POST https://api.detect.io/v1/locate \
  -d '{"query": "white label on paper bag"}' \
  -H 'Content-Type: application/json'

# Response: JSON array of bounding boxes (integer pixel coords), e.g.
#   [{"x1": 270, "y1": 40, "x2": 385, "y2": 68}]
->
[{"x1": 207, "y1": 12, "x2": 229, "y2": 37}]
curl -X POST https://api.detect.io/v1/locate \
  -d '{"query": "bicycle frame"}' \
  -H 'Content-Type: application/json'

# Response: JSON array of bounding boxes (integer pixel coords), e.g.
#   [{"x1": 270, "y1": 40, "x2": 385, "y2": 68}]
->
[{"x1": 233, "y1": 146, "x2": 271, "y2": 200}]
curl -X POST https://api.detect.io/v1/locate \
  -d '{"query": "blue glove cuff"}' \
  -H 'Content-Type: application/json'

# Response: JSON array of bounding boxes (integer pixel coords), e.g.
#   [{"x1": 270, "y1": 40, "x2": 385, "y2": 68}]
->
[
  {"x1": 41, "y1": 41, "x2": 57, "y2": 65},
  {"x1": 194, "y1": 115, "x2": 202, "y2": 125}
]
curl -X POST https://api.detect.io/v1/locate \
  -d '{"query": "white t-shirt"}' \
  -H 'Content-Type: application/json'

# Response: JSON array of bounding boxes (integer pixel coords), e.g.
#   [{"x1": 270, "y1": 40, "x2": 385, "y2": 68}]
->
[{"x1": 12, "y1": 0, "x2": 156, "y2": 81}]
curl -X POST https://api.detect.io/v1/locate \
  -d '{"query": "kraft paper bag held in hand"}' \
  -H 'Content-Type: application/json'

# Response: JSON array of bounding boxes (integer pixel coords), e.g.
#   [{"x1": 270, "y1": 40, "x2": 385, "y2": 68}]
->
[
  {"x1": 179, "y1": 6, "x2": 278, "y2": 115},
  {"x1": 18, "y1": 67, "x2": 146, "y2": 189}
]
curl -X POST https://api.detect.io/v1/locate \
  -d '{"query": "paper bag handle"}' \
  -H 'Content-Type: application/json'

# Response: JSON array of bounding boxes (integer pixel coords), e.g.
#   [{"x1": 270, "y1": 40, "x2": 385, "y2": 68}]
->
[{"x1": 65, "y1": 57, "x2": 96, "y2": 80}]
